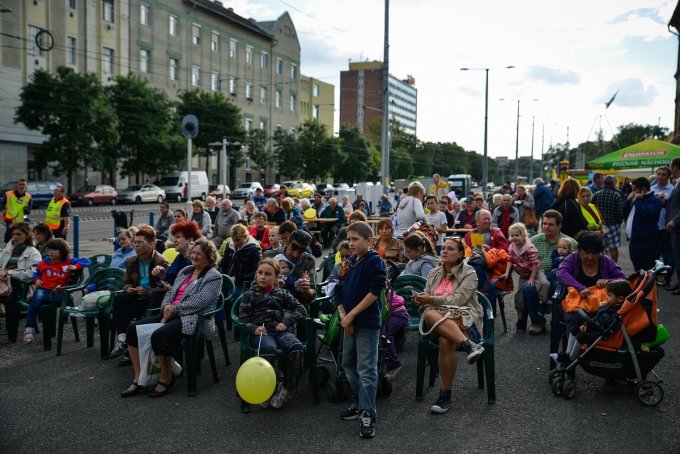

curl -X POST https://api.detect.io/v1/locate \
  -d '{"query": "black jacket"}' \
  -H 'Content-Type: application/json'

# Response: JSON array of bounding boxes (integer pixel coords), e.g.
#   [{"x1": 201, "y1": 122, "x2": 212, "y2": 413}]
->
[{"x1": 219, "y1": 238, "x2": 262, "y2": 285}]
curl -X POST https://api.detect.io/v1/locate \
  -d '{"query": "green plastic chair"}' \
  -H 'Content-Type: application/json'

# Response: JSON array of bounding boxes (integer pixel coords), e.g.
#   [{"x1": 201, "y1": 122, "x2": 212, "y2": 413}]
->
[
  {"x1": 231, "y1": 295, "x2": 319, "y2": 413},
  {"x1": 314, "y1": 255, "x2": 336, "y2": 295},
  {"x1": 3, "y1": 280, "x2": 32, "y2": 343},
  {"x1": 414, "y1": 291, "x2": 496, "y2": 404},
  {"x1": 87, "y1": 254, "x2": 112, "y2": 278},
  {"x1": 183, "y1": 294, "x2": 224, "y2": 396},
  {"x1": 391, "y1": 274, "x2": 427, "y2": 331},
  {"x1": 55, "y1": 268, "x2": 125, "y2": 358}
]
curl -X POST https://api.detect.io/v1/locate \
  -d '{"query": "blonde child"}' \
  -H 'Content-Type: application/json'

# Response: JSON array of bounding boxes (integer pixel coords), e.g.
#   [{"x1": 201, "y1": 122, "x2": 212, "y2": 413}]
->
[
  {"x1": 267, "y1": 226, "x2": 282, "y2": 251},
  {"x1": 500, "y1": 222, "x2": 550, "y2": 334}
]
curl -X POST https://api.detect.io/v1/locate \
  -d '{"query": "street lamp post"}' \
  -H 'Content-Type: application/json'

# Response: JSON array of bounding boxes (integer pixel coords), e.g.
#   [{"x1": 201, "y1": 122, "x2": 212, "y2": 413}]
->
[
  {"x1": 515, "y1": 99, "x2": 520, "y2": 182},
  {"x1": 460, "y1": 65, "x2": 514, "y2": 193},
  {"x1": 530, "y1": 115, "x2": 535, "y2": 182}
]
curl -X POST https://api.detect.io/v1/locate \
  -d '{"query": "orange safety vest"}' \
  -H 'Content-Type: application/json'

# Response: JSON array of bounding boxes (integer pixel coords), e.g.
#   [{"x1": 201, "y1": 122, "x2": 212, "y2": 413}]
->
[
  {"x1": 3, "y1": 190, "x2": 32, "y2": 223},
  {"x1": 45, "y1": 196, "x2": 69, "y2": 230}
]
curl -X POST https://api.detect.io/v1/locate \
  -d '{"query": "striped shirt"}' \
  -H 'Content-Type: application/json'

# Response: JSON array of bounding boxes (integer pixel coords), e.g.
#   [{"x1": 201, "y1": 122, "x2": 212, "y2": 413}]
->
[{"x1": 529, "y1": 232, "x2": 577, "y2": 272}]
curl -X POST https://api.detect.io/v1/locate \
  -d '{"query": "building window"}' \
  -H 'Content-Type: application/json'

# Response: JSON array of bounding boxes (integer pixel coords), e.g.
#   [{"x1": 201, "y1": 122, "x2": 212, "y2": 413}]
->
[
  {"x1": 245, "y1": 82, "x2": 253, "y2": 100},
  {"x1": 260, "y1": 87, "x2": 266, "y2": 104},
  {"x1": 211, "y1": 31, "x2": 219, "y2": 52},
  {"x1": 313, "y1": 105, "x2": 320, "y2": 119},
  {"x1": 313, "y1": 83, "x2": 319, "y2": 97},
  {"x1": 68, "y1": 0, "x2": 76, "y2": 9},
  {"x1": 290, "y1": 64, "x2": 297, "y2": 80},
  {"x1": 276, "y1": 58, "x2": 282, "y2": 74},
  {"x1": 246, "y1": 46, "x2": 253, "y2": 65},
  {"x1": 211, "y1": 72, "x2": 220, "y2": 92},
  {"x1": 259, "y1": 120, "x2": 266, "y2": 130},
  {"x1": 102, "y1": 0, "x2": 114, "y2": 23},
  {"x1": 192, "y1": 24, "x2": 200, "y2": 45},
  {"x1": 229, "y1": 77, "x2": 236, "y2": 95},
  {"x1": 245, "y1": 118, "x2": 252, "y2": 131},
  {"x1": 191, "y1": 65, "x2": 200, "y2": 86},
  {"x1": 67, "y1": 37, "x2": 77, "y2": 65},
  {"x1": 229, "y1": 39, "x2": 237, "y2": 58},
  {"x1": 103, "y1": 47, "x2": 114, "y2": 73},
  {"x1": 275, "y1": 89, "x2": 281, "y2": 108},
  {"x1": 139, "y1": 49, "x2": 149, "y2": 73},
  {"x1": 169, "y1": 15, "x2": 179, "y2": 36},
  {"x1": 290, "y1": 94, "x2": 296, "y2": 112},
  {"x1": 169, "y1": 58, "x2": 178, "y2": 81},
  {"x1": 140, "y1": 3, "x2": 150, "y2": 26},
  {"x1": 260, "y1": 52, "x2": 268, "y2": 69}
]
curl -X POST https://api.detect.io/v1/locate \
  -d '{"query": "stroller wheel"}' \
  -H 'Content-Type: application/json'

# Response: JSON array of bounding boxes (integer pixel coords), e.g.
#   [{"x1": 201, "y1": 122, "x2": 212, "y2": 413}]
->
[
  {"x1": 636, "y1": 381, "x2": 664, "y2": 407},
  {"x1": 312, "y1": 366, "x2": 331, "y2": 385},
  {"x1": 378, "y1": 375, "x2": 393, "y2": 398},
  {"x1": 548, "y1": 369, "x2": 560, "y2": 385},
  {"x1": 551, "y1": 379, "x2": 563, "y2": 396},
  {"x1": 562, "y1": 379, "x2": 576, "y2": 400}
]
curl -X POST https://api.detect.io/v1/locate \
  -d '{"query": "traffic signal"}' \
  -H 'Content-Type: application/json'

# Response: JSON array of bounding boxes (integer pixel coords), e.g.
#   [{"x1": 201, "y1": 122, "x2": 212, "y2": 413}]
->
[{"x1": 181, "y1": 114, "x2": 198, "y2": 139}]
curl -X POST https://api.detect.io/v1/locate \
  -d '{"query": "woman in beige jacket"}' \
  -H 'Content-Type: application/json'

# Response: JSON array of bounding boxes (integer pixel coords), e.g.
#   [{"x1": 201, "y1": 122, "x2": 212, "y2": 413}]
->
[{"x1": 414, "y1": 236, "x2": 485, "y2": 414}]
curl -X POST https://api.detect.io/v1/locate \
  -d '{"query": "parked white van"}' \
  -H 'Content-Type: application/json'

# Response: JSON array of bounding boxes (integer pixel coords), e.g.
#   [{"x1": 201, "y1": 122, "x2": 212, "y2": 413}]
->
[{"x1": 157, "y1": 171, "x2": 209, "y2": 202}]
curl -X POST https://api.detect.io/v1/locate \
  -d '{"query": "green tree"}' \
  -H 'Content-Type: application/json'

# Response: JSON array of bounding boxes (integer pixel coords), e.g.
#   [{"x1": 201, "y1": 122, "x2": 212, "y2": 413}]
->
[
  {"x1": 273, "y1": 127, "x2": 301, "y2": 179},
  {"x1": 246, "y1": 128, "x2": 272, "y2": 179},
  {"x1": 612, "y1": 123, "x2": 669, "y2": 149},
  {"x1": 297, "y1": 120, "x2": 340, "y2": 182},
  {"x1": 15, "y1": 66, "x2": 117, "y2": 192},
  {"x1": 178, "y1": 90, "x2": 245, "y2": 179},
  {"x1": 107, "y1": 74, "x2": 184, "y2": 183},
  {"x1": 336, "y1": 125, "x2": 375, "y2": 184}
]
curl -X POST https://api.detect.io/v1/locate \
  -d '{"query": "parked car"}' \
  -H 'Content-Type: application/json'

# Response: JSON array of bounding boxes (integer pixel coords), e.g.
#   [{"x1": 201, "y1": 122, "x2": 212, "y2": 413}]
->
[
  {"x1": 316, "y1": 183, "x2": 334, "y2": 196},
  {"x1": 287, "y1": 183, "x2": 314, "y2": 198},
  {"x1": 209, "y1": 184, "x2": 231, "y2": 199},
  {"x1": 232, "y1": 182, "x2": 263, "y2": 199},
  {"x1": 280, "y1": 180, "x2": 301, "y2": 189},
  {"x1": 264, "y1": 184, "x2": 281, "y2": 198},
  {"x1": 117, "y1": 184, "x2": 166, "y2": 204},
  {"x1": 70, "y1": 184, "x2": 118, "y2": 206},
  {"x1": 0, "y1": 180, "x2": 61, "y2": 208}
]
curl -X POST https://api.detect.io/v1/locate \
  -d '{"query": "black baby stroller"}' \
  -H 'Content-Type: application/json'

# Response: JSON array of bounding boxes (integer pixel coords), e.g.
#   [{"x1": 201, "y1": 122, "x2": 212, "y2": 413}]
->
[
  {"x1": 314, "y1": 260, "x2": 401, "y2": 402},
  {"x1": 549, "y1": 261, "x2": 670, "y2": 406}
]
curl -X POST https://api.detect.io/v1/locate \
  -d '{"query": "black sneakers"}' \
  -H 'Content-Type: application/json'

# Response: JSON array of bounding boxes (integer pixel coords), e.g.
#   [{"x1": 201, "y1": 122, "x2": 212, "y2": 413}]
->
[
  {"x1": 359, "y1": 411, "x2": 375, "y2": 438},
  {"x1": 460, "y1": 339, "x2": 485, "y2": 364},
  {"x1": 430, "y1": 389, "x2": 452, "y2": 414},
  {"x1": 110, "y1": 340, "x2": 126, "y2": 358},
  {"x1": 340, "y1": 406, "x2": 361, "y2": 420}
]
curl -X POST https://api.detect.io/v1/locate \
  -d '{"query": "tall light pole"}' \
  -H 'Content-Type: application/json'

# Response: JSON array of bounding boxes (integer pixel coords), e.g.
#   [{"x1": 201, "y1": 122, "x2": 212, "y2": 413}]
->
[
  {"x1": 530, "y1": 115, "x2": 535, "y2": 182},
  {"x1": 515, "y1": 99, "x2": 520, "y2": 182},
  {"x1": 380, "y1": 0, "x2": 390, "y2": 194},
  {"x1": 460, "y1": 65, "x2": 514, "y2": 193}
]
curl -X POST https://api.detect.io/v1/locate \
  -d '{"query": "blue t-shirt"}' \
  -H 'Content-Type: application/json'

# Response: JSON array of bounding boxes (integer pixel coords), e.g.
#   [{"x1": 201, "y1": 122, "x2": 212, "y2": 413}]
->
[
  {"x1": 138, "y1": 258, "x2": 151, "y2": 289},
  {"x1": 336, "y1": 249, "x2": 386, "y2": 329}
]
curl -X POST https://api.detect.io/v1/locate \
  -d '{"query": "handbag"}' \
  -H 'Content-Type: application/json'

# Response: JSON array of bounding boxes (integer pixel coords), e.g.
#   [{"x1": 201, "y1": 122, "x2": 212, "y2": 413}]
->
[
  {"x1": 0, "y1": 270, "x2": 12, "y2": 297},
  {"x1": 137, "y1": 323, "x2": 163, "y2": 386},
  {"x1": 523, "y1": 207, "x2": 538, "y2": 227},
  {"x1": 79, "y1": 290, "x2": 113, "y2": 311}
]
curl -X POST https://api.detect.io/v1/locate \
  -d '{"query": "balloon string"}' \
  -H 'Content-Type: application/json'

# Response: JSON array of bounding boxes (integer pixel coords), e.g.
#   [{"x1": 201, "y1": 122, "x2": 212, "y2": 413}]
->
[{"x1": 257, "y1": 323, "x2": 264, "y2": 356}]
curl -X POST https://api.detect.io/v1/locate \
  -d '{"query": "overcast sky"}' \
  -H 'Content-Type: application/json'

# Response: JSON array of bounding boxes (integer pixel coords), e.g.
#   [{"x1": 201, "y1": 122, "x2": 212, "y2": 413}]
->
[{"x1": 229, "y1": 0, "x2": 678, "y2": 160}]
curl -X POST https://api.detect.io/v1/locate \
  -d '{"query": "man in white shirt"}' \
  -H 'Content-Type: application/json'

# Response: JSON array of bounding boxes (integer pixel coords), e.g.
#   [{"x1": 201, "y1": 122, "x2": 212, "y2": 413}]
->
[
  {"x1": 425, "y1": 195, "x2": 448, "y2": 253},
  {"x1": 652, "y1": 166, "x2": 674, "y2": 286}
]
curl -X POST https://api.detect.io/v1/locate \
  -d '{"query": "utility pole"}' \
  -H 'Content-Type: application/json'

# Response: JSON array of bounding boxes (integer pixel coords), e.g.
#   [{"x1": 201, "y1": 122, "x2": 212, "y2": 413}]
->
[
  {"x1": 514, "y1": 99, "x2": 520, "y2": 182},
  {"x1": 379, "y1": 0, "x2": 390, "y2": 194},
  {"x1": 530, "y1": 115, "x2": 535, "y2": 182}
]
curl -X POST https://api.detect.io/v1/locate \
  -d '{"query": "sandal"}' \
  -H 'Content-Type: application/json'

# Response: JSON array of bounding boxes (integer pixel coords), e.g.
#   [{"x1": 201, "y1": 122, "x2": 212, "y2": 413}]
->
[
  {"x1": 149, "y1": 380, "x2": 172, "y2": 398},
  {"x1": 121, "y1": 382, "x2": 145, "y2": 398}
]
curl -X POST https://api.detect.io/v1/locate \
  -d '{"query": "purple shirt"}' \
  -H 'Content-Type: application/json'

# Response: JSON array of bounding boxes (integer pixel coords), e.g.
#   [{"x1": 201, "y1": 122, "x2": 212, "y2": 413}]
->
[{"x1": 557, "y1": 252, "x2": 625, "y2": 292}]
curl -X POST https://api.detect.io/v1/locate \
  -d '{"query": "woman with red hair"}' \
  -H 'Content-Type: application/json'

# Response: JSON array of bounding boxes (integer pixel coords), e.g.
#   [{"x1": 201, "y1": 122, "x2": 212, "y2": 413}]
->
[{"x1": 152, "y1": 221, "x2": 202, "y2": 290}]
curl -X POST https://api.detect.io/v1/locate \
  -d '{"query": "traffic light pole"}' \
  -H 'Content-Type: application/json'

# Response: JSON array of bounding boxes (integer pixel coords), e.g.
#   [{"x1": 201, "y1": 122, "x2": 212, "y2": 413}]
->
[{"x1": 187, "y1": 137, "x2": 192, "y2": 213}]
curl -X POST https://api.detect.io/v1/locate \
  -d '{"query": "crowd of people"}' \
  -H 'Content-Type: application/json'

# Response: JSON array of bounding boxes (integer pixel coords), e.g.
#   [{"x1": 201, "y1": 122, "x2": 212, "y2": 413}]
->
[{"x1": 2, "y1": 161, "x2": 680, "y2": 439}]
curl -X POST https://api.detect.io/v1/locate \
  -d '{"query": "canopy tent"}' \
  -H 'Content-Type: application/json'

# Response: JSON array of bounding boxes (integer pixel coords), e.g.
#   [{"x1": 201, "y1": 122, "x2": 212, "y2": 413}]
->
[{"x1": 587, "y1": 139, "x2": 680, "y2": 170}]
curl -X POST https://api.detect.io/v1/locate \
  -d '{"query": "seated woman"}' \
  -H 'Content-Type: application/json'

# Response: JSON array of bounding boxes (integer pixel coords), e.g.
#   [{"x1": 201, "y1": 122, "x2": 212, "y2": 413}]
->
[
  {"x1": 239, "y1": 200, "x2": 258, "y2": 225},
  {"x1": 248, "y1": 212, "x2": 271, "y2": 251},
  {"x1": 121, "y1": 238, "x2": 222, "y2": 398},
  {"x1": 219, "y1": 224, "x2": 262, "y2": 289},
  {"x1": 32, "y1": 223, "x2": 54, "y2": 258},
  {"x1": 373, "y1": 220, "x2": 406, "y2": 263},
  {"x1": 554, "y1": 232, "x2": 626, "y2": 364},
  {"x1": 401, "y1": 231, "x2": 439, "y2": 278},
  {"x1": 413, "y1": 237, "x2": 485, "y2": 414},
  {"x1": 463, "y1": 209, "x2": 509, "y2": 291},
  {"x1": 110, "y1": 228, "x2": 137, "y2": 270},
  {"x1": 378, "y1": 194, "x2": 392, "y2": 217},
  {"x1": 152, "y1": 221, "x2": 201, "y2": 290},
  {"x1": 166, "y1": 208, "x2": 188, "y2": 248},
  {"x1": 190, "y1": 200, "x2": 212, "y2": 238},
  {"x1": 238, "y1": 258, "x2": 307, "y2": 409},
  {"x1": 0, "y1": 222, "x2": 42, "y2": 342}
]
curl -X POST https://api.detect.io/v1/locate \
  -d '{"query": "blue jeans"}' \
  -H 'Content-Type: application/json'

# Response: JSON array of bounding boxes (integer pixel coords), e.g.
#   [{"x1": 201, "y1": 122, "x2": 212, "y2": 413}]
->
[
  {"x1": 250, "y1": 327, "x2": 303, "y2": 356},
  {"x1": 471, "y1": 263, "x2": 487, "y2": 292},
  {"x1": 25, "y1": 288, "x2": 59, "y2": 329},
  {"x1": 522, "y1": 283, "x2": 545, "y2": 324},
  {"x1": 342, "y1": 327, "x2": 379, "y2": 419}
]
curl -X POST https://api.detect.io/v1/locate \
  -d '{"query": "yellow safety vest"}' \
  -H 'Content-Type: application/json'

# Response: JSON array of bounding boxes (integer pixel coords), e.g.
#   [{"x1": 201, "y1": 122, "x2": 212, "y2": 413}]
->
[
  {"x1": 45, "y1": 197, "x2": 69, "y2": 230},
  {"x1": 580, "y1": 203, "x2": 602, "y2": 230},
  {"x1": 3, "y1": 190, "x2": 31, "y2": 222}
]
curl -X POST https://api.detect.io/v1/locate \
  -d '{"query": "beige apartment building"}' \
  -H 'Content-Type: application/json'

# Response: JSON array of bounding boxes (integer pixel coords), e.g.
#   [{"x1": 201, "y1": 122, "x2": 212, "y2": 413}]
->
[{"x1": 0, "y1": 0, "x2": 334, "y2": 188}]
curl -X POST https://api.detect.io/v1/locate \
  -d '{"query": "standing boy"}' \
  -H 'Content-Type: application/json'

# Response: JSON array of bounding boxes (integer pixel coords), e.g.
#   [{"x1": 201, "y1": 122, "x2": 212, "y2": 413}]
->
[
  {"x1": 337, "y1": 221, "x2": 386, "y2": 438},
  {"x1": 425, "y1": 196, "x2": 447, "y2": 253}
]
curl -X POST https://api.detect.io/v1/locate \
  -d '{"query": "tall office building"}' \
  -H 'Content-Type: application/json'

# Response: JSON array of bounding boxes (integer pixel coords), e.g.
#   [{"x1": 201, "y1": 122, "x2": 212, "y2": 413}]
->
[{"x1": 339, "y1": 61, "x2": 417, "y2": 137}]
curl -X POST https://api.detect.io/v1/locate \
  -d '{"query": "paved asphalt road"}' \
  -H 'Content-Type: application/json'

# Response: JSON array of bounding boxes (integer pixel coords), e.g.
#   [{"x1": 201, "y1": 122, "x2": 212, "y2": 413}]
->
[{"x1": 0, "y1": 222, "x2": 679, "y2": 452}]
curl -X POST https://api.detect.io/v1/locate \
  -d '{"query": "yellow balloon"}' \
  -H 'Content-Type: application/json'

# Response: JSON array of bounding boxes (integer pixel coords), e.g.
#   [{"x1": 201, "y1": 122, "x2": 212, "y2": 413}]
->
[{"x1": 235, "y1": 356, "x2": 277, "y2": 404}]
